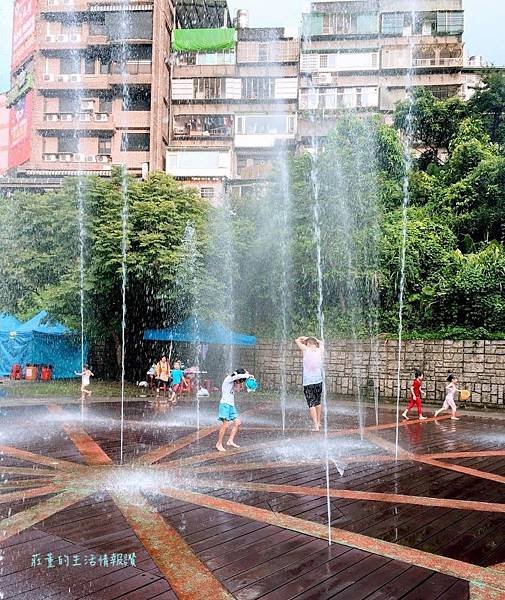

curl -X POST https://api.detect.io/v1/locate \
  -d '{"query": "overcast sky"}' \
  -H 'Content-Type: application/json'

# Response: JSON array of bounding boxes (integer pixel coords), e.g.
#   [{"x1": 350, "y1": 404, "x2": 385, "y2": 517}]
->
[{"x1": 1, "y1": 0, "x2": 503, "y2": 91}]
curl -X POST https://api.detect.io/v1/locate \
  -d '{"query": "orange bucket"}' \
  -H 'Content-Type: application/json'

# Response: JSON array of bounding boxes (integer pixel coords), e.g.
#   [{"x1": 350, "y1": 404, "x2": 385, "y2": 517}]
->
[{"x1": 460, "y1": 389, "x2": 471, "y2": 401}]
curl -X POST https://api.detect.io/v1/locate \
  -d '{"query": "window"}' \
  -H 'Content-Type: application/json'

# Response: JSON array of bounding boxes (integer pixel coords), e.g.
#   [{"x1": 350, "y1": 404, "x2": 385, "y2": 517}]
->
[
  {"x1": 99, "y1": 96, "x2": 112, "y2": 113},
  {"x1": 98, "y1": 138, "x2": 112, "y2": 154},
  {"x1": 59, "y1": 96, "x2": 78, "y2": 113},
  {"x1": 100, "y1": 58, "x2": 110, "y2": 74},
  {"x1": 382, "y1": 13, "x2": 404, "y2": 35},
  {"x1": 84, "y1": 57, "x2": 96, "y2": 75},
  {"x1": 89, "y1": 18, "x2": 106, "y2": 36},
  {"x1": 122, "y1": 87, "x2": 151, "y2": 111},
  {"x1": 58, "y1": 136, "x2": 78, "y2": 153},
  {"x1": 322, "y1": 13, "x2": 378, "y2": 35},
  {"x1": 120, "y1": 132, "x2": 150, "y2": 151},
  {"x1": 437, "y1": 11, "x2": 464, "y2": 35},
  {"x1": 60, "y1": 57, "x2": 78, "y2": 75},
  {"x1": 258, "y1": 43, "x2": 268, "y2": 62},
  {"x1": 194, "y1": 78, "x2": 225, "y2": 99},
  {"x1": 178, "y1": 51, "x2": 234, "y2": 66},
  {"x1": 236, "y1": 115, "x2": 294, "y2": 135},
  {"x1": 200, "y1": 187, "x2": 215, "y2": 199},
  {"x1": 242, "y1": 78, "x2": 275, "y2": 100}
]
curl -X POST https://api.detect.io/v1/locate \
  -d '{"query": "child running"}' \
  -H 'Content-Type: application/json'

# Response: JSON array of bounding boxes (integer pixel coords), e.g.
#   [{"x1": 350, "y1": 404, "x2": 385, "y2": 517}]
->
[
  {"x1": 295, "y1": 336, "x2": 324, "y2": 431},
  {"x1": 434, "y1": 374, "x2": 460, "y2": 420},
  {"x1": 75, "y1": 364, "x2": 94, "y2": 399},
  {"x1": 169, "y1": 361, "x2": 186, "y2": 405},
  {"x1": 402, "y1": 370, "x2": 427, "y2": 421},
  {"x1": 216, "y1": 368, "x2": 251, "y2": 452}
]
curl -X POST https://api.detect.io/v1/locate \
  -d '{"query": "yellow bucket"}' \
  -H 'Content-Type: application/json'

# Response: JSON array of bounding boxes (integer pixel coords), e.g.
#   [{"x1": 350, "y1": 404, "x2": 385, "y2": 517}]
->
[{"x1": 460, "y1": 389, "x2": 471, "y2": 401}]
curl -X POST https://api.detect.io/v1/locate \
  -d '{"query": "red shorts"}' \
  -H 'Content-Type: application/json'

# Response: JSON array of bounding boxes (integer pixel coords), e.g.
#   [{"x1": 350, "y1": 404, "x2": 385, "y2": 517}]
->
[{"x1": 172, "y1": 383, "x2": 182, "y2": 393}]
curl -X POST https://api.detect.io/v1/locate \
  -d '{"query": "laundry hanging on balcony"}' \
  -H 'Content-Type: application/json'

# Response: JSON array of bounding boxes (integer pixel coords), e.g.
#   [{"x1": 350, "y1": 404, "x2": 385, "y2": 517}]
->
[{"x1": 172, "y1": 28, "x2": 236, "y2": 52}]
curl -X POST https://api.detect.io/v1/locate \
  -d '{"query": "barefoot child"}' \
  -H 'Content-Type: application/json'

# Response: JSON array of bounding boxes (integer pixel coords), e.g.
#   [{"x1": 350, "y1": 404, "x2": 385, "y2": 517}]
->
[
  {"x1": 216, "y1": 369, "x2": 251, "y2": 452},
  {"x1": 295, "y1": 336, "x2": 324, "y2": 431},
  {"x1": 402, "y1": 370, "x2": 427, "y2": 421},
  {"x1": 435, "y1": 375, "x2": 460, "y2": 420},
  {"x1": 169, "y1": 361, "x2": 186, "y2": 404},
  {"x1": 75, "y1": 364, "x2": 94, "y2": 399}
]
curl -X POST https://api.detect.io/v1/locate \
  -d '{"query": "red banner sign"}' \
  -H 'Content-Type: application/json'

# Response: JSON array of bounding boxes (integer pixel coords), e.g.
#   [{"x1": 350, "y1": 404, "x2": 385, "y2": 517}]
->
[
  {"x1": 8, "y1": 91, "x2": 33, "y2": 169},
  {"x1": 11, "y1": 0, "x2": 36, "y2": 71},
  {"x1": 0, "y1": 96, "x2": 9, "y2": 175}
]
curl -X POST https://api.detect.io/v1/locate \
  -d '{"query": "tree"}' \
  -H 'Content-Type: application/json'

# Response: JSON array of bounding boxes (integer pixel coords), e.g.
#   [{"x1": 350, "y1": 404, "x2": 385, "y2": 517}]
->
[
  {"x1": 468, "y1": 71, "x2": 505, "y2": 147},
  {"x1": 0, "y1": 171, "x2": 209, "y2": 376},
  {"x1": 394, "y1": 87, "x2": 467, "y2": 165}
]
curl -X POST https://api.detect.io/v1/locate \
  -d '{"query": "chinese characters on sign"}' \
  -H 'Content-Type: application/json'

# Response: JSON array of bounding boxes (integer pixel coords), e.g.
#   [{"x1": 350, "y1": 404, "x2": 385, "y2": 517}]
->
[{"x1": 31, "y1": 553, "x2": 137, "y2": 568}]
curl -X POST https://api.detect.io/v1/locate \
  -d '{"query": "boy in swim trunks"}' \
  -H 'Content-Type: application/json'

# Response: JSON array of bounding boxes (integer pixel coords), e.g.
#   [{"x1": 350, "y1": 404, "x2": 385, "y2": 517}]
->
[
  {"x1": 216, "y1": 368, "x2": 252, "y2": 452},
  {"x1": 295, "y1": 336, "x2": 324, "y2": 431}
]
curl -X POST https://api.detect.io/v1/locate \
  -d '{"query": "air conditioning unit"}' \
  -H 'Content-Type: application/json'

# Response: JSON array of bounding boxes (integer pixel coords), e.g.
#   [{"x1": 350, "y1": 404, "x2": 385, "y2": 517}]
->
[
  {"x1": 96, "y1": 154, "x2": 111, "y2": 163},
  {"x1": 70, "y1": 74, "x2": 82, "y2": 83},
  {"x1": 57, "y1": 74, "x2": 70, "y2": 82},
  {"x1": 44, "y1": 153, "x2": 58, "y2": 162},
  {"x1": 45, "y1": 35, "x2": 56, "y2": 43},
  {"x1": 43, "y1": 73, "x2": 55, "y2": 82},
  {"x1": 60, "y1": 153, "x2": 73, "y2": 162},
  {"x1": 60, "y1": 113, "x2": 73, "y2": 122},
  {"x1": 85, "y1": 154, "x2": 96, "y2": 163},
  {"x1": 46, "y1": 114, "x2": 59, "y2": 122},
  {"x1": 80, "y1": 99, "x2": 94, "y2": 110},
  {"x1": 79, "y1": 113, "x2": 92, "y2": 122},
  {"x1": 69, "y1": 34, "x2": 81, "y2": 43},
  {"x1": 63, "y1": 0, "x2": 74, "y2": 5},
  {"x1": 94, "y1": 113, "x2": 108, "y2": 122},
  {"x1": 47, "y1": 0, "x2": 60, "y2": 6},
  {"x1": 56, "y1": 34, "x2": 68, "y2": 43},
  {"x1": 73, "y1": 153, "x2": 86, "y2": 162}
]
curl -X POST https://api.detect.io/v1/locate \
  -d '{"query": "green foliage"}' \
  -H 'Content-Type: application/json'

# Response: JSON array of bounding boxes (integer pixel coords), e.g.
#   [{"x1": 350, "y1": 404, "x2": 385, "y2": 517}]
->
[
  {"x1": 394, "y1": 87, "x2": 468, "y2": 163},
  {"x1": 0, "y1": 171, "x2": 208, "y2": 370},
  {"x1": 468, "y1": 71, "x2": 505, "y2": 147}
]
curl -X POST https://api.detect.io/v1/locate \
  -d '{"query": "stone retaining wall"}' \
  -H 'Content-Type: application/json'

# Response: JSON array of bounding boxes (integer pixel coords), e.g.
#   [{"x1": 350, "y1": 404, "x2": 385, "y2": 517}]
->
[{"x1": 235, "y1": 340, "x2": 505, "y2": 407}]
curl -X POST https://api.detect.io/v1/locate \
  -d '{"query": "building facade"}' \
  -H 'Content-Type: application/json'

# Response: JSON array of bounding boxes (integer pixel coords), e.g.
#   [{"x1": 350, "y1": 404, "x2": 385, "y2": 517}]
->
[
  {"x1": 5, "y1": 0, "x2": 175, "y2": 182},
  {"x1": 2, "y1": 0, "x2": 482, "y2": 196},
  {"x1": 299, "y1": 0, "x2": 465, "y2": 139},
  {"x1": 167, "y1": 23, "x2": 300, "y2": 200}
]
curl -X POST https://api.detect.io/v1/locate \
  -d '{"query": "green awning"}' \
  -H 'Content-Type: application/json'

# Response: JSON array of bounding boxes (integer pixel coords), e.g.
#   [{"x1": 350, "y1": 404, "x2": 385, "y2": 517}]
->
[{"x1": 172, "y1": 28, "x2": 235, "y2": 52}]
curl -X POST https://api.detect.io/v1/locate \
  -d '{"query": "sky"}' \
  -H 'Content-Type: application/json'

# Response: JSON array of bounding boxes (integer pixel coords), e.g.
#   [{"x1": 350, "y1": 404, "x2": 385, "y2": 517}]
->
[{"x1": 0, "y1": 0, "x2": 504, "y2": 91}]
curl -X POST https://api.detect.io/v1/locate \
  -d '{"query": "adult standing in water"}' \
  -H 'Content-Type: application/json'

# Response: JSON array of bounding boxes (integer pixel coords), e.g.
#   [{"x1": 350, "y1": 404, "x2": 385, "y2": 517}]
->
[{"x1": 295, "y1": 336, "x2": 324, "y2": 431}]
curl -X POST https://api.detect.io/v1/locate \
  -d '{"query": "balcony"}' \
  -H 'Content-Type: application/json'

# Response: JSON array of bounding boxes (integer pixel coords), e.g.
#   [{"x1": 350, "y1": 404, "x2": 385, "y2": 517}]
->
[
  {"x1": 42, "y1": 0, "x2": 89, "y2": 12},
  {"x1": 42, "y1": 153, "x2": 113, "y2": 166},
  {"x1": 41, "y1": 112, "x2": 113, "y2": 130},
  {"x1": 413, "y1": 57, "x2": 463, "y2": 68},
  {"x1": 238, "y1": 163, "x2": 273, "y2": 180},
  {"x1": 39, "y1": 66, "x2": 152, "y2": 90},
  {"x1": 172, "y1": 115, "x2": 233, "y2": 139}
]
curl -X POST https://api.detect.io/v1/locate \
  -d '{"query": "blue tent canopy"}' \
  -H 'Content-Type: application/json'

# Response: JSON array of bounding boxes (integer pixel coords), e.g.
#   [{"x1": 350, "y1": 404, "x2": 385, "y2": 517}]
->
[
  {"x1": 144, "y1": 317, "x2": 256, "y2": 347},
  {"x1": 0, "y1": 313, "x2": 22, "y2": 331},
  {"x1": 0, "y1": 311, "x2": 86, "y2": 379}
]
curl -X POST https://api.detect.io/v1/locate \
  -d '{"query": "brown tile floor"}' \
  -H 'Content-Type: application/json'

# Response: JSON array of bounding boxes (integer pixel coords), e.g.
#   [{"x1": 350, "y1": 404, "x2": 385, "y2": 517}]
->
[{"x1": 1, "y1": 397, "x2": 504, "y2": 599}]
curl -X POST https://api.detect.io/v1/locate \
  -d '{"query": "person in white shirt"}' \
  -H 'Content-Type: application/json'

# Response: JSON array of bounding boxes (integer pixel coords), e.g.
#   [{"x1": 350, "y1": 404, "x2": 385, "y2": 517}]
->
[
  {"x1": 295, "y1": 336, "x2": 324, "y2": 431},
  {"x1": 75, "y1": 364, "x2": 94, "y2": 399},
  {"x1": 215, "y1": 368, "x2": 252, "y2": 452}
]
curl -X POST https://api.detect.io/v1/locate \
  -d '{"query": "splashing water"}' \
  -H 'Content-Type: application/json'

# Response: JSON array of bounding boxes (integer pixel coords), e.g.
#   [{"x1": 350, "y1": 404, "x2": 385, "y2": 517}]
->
[
  {"x1": 118, "y1": 4, "x2": 132, "y2": 465},
  {"x1": 395, "y1": 4, "x2": 417, "y2": 461}
]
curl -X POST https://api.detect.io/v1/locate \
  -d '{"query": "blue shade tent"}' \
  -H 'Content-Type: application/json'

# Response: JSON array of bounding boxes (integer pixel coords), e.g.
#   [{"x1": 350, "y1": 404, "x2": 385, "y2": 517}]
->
[
  {"x1": 0, "y1": 311, "x2": 86, "y2": 379},
  {"x1": 144, "y1": 317, "x2": 256, "y2": 347}
]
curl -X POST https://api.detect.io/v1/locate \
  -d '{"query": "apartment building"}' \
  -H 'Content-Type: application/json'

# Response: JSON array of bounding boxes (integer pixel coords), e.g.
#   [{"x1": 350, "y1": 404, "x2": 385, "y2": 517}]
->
[
  {"x1": 5, "y1": 0, "x2": 175, "y2": 183},
  {"x1": 167, "y1": 18, "x2": 300, "y2": 200},
  {"x1": 299, "y1": 0, "x2": 465, "y2": 139}
]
